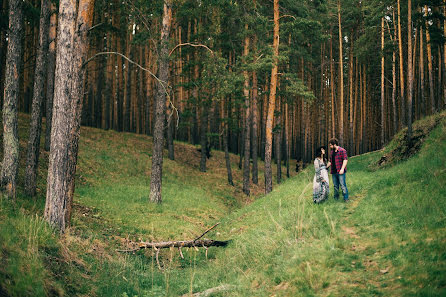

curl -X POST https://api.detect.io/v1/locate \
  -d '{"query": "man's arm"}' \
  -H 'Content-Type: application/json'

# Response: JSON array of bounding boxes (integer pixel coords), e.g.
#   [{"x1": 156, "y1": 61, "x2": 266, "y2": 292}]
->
[{"x1": 339, "y1": 159, "x2": 348, "y2": 174}]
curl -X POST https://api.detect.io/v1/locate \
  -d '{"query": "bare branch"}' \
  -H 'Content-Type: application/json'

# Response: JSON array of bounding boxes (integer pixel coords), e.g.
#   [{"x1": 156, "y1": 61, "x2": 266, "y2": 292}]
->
[
  {"x1": 279, "y1": 14, "x2": 297, "y2": 21},
  {"x1": 193, "y1": 222, "x2": 220, "y2": 242},
  {"x1": 83, "y1": 51, "x2": 167, "y2": 92},
  {"x1": 169, "y1": 42, "x2": 214, "y2": 57}
]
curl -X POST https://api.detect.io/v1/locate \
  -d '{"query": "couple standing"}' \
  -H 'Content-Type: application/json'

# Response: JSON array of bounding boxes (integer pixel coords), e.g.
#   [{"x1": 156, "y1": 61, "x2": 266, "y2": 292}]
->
[{"x1": 313, "y1": 138, "x2": 349, "y2": 204}]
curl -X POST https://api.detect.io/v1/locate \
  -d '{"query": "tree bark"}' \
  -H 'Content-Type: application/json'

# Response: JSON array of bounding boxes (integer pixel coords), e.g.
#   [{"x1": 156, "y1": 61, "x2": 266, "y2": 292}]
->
[
  {"x1": 425, "y1": 5, "x2": 435, "y2": 114},
  {"x1": 44, "y1": 2, "x2": 58, "y2": 151},
  {"x1": 337, "y1": 0, "x2": 344, "y2": 144},
  {"x1": 150, "y1": 0, "x2": 172, "y2": 203},
  {"x1": 199, "y1": 104, "x2": 208, "y2": 172},
  {"x1": 223, "y1": 100, "x2": 234, "y2": 186},
  {"x1": 397, "y1": 0, "x2": 405, "y2": 126},
  {"x1": 242, "y1": 25, "x2": 250, "y2": 196},
  {"x1": 381, "y1": 17, "x2": 385, "y2": 147},
  {"x1": 407, "y1": 0, "x2": 413, "y2": 139},
  {"x1": 349, "y1": 33, "x2": 354, "y2": 152},
  {"x1": 45, "y1": 0, "x2": 95, "y2": 232},
  {"x1": 25, "y1": 0, "x2": 51, "y2": 197},
  {"x1": 264, "y1": 0, "x2": 279, "y2": 194},
  {"x1": 275, "y1": 97, "x2": 282, "y2": 184},
  {"x1": 1, "y1": 0, "x2": 23, "y2": 199},
  {"x1": 251, "y1": 63, "x2": 259, "y2": 185}
]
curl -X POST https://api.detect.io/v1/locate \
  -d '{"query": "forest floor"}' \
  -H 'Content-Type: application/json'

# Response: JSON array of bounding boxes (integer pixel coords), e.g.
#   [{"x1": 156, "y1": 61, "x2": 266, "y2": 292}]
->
[{"x1": 0, "y1": 112, "x2": 445, "y2": 296}]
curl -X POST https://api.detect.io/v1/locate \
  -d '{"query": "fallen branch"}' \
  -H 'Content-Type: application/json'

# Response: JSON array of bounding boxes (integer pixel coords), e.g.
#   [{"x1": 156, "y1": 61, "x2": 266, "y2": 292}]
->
[
  {"x1": 117, "y1": 223, "x2": 229, "y2": 253},
  {"x1": 117, "y1": 239, "x2": 229, "y2": 253}
]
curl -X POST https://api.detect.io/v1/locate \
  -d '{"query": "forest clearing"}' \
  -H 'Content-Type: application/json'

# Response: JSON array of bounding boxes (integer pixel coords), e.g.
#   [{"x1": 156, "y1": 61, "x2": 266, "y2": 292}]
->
[{"x1": 1, "y1": 0, "x2": 446, "y2": 296}]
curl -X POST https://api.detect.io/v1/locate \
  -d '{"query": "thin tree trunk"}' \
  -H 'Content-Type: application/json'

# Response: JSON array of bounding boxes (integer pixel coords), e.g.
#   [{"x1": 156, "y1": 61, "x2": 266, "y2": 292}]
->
[
  {"x1": 392, "y1": 9, "x2": 398, "y2": 135},
  {"x1": 425, "y1": 5, "x2": 435, "y2": 114},
  {"x1": 25, "y1": 0, "x2": 51, "y2": 197},
  {"x1": 337, "y1": 0, "x2": 344, "y2": 144},
  {"x1": 242, "y1": 25, "x2": 251, "y2": 195},
  {"x1": 398, "y1": 0, "x2": 405, "y2": 126},
  {"x1": 1, "y1": 0, "x2": 23, "y2": 199},
  {"x1": 149, "y1": 0, "x2": 172, "y2": 203},
  {"x1": 223, "y1": 99, "x2": 234, "y2": 186},
  {"x1": 349, "y1": 33, "x2": 354, "y2": 152},
  {"x1": 444, "y1": 0, "x2": 446, "y2": 108},
  {"x1": 330, "y1": 32, "x2": 335, "y2": 137},
  {"x1": 45, "y1": 3, "x2": 57, "y2": 151},
  {"x1": 381, "y1": 17, "x2": 385, "y2": 147},
  {"x1": 45, "y1": 0, "x2": 95, "y2": 232},
  {"x1": 407, "y1": 0, "x2": 413, "y2": 139},
  {"x1": 264, "y1": 0, "x2": 279, "y2": 194},
  {"x1": 200, "y1": 104, "x2": 208, "y2": 172},
  {"x1": 251, "y1": 60, "x2": 259, "y2": 185},
  {"x1": 275, "y1": 97, "x2": 282, "y2": 184}
]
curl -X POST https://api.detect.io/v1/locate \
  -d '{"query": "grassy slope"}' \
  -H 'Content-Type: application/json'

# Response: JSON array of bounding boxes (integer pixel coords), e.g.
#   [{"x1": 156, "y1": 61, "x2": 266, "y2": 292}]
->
[{"x1": 1, "y1": 112, "x2": 445, "y2": 296}]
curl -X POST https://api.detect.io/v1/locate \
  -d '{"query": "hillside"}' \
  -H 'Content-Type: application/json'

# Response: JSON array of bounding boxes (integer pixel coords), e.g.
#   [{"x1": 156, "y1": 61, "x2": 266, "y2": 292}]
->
[{"x1": 1, "y1": 112, "x2": 446, "y2": 296}]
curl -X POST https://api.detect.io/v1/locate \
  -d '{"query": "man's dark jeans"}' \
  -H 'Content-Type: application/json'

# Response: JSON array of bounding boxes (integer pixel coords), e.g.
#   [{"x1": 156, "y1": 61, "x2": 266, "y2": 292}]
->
[{"x1": 332, "y1": 173, "x2": 349, "y2": 201}]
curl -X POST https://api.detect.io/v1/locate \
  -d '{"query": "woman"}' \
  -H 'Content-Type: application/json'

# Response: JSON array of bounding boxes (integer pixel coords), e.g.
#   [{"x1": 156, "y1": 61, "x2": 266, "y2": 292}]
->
[{"x1": 313, "y1": 146, "x2": 330, "y2": 203}]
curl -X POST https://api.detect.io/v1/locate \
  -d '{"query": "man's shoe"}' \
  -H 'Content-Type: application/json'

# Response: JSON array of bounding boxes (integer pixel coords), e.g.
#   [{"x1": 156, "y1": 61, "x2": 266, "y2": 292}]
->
[{"x1": 344, "y1": 199, "x2": 350, "y2": 203}]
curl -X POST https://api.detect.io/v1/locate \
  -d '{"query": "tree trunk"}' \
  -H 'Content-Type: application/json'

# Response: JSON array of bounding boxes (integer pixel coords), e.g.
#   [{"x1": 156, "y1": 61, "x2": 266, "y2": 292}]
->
[
  {"x1": 337, "y1": 0, "x2": 344, "y2": 144},
  {"x1": 150, "y1": 0, "x2": 172, "y2": 203},
  {"x1": 24, "y1": 0, "x2": 51, "y2": 197},
  {"x1": 424, "y1": 5, "x2": 435, "y2": 114},
  {"x1": 407, "y1": 0, "x2": 413, "y2": 139},
  {"x1": 242, "y1": 25, "x2": 250, "y2": 196},
  {"x1": 275, "y1": 97, "x2": 282, "y2": 184},
  {"x1": 392, "y1": 9, "x2": 398, "y2": 136},
  {"x1": 45, "y1": 0, "x2": 95, "y2": 232},
  {"x1": 330, "y1": 31, "x2": 335, "y2": 138},
  {"x1": 251, "y1": 63, "x2": 259, "y2": 185},
  {"x1": 397, "y1": 0, "x2": 405, "y2": 126},
  {"x1": 444, "y1": 0, "x2": 446, "y2": 108},
  {"x1": 264, "y1": 0, "x2": 279, "y2": 194},
  {"x1": 1, "y1": 0, "x2": 23, "y2": 199},
  {"x1": 199, "y1": 104, "x2": 208, "y2": 172},
  {"x1": 349, "y1": 33, "x2": 354, "y2": 152},
  {"x1": 45, "y1": 3, "x2": 58, "y2": 151},
  {"x1": 223, "y1": 100, "x2": 234, "y2": 186},
  {"x1": 381, "y1": 17, "x2": 385, "y2": 147}
]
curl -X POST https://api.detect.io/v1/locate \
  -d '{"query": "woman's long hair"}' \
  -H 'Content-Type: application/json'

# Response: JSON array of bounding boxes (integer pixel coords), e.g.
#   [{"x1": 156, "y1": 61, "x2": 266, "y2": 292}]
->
[{"x1": 315, "y1": 146, "x2": 327, "y2": 164}]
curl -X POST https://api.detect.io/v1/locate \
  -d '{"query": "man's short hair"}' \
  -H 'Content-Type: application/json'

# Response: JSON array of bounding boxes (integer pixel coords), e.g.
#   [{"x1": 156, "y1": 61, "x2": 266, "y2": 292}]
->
[{"x1": 329, "y1": 138, "x2": 339, "y2": 146}]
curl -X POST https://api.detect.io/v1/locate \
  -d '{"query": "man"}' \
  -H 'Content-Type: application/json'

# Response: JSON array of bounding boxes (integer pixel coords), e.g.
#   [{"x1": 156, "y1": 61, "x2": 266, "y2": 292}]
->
[{"x1": 327, "y1": 138, "x2": 349, "y2": 202}]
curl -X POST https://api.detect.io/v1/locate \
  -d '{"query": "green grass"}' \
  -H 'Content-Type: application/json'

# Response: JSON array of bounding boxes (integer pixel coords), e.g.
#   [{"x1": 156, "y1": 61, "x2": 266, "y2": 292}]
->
[{"x1": 1, "y1": 112, "x2": 446, "y2": 296}]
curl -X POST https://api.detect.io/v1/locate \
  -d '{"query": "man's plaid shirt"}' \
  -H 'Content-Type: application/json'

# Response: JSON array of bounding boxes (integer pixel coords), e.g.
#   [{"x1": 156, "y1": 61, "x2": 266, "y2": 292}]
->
[{"x1": 330, "y1": 146, "x2": 348, "y2": 174}]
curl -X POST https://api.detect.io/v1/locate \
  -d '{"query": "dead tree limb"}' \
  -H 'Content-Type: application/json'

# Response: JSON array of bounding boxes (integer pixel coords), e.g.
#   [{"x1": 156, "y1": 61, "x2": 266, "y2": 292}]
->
[{"x1": 117, "y1": 239, "x2": 229, "y2": 253}]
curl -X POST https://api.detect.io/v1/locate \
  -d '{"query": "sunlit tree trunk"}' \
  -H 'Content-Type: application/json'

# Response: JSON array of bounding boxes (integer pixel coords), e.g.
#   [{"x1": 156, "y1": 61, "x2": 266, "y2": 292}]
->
[
  {"x1": 150, "y1": 0, "x2": 172, "y2": 203},
  {"x1": 264, "y1": 0, "x2": 279, "y2": 194},
  {"x1": 45, "y1": 0, "x2": 95, "y2": 232},
  {"x1": 25, "y1": 0, "x2": 51, "y2": 197},
  {"x1": 1, "y1": 0, "x2": 23, "y2": 199},
  {"x1": 392, "y1": 9, "x2": 398, "y2": 136}
]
